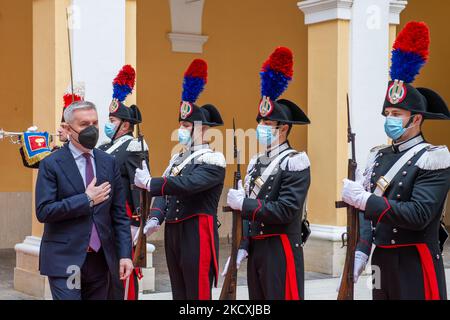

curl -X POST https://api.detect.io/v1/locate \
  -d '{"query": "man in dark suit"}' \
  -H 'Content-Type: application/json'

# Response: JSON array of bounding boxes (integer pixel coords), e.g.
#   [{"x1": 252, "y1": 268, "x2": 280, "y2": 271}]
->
[{"x1": 35, "y1": 100, "x2": 134, "y2": 300}]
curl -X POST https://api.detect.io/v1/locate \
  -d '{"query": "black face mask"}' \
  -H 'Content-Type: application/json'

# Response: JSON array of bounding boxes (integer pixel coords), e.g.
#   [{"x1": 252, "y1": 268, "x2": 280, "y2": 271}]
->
[{"x1": 70, "y1": 125, "x2": 99, "y2": 150}]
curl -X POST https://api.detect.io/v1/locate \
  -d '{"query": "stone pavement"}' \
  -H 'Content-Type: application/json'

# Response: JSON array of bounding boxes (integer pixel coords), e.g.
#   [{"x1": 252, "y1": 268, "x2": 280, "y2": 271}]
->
[
  {"x1": 0, "y1": 249, "x2": 37, "y2": 300},
  {"x1": 152, "y1": 239, "x2": 331, "y2": 293},
  {"x1": 142, "y1": 269, "x2": 450, "y2": 300},
  {"x1": 2, "y1": 240, "x2": 450, "y2": 300}
]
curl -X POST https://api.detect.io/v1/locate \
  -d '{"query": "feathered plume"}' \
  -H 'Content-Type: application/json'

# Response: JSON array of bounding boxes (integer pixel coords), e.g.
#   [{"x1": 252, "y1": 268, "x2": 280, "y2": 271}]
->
[
  {"x1": 112, "y1": 65, "x2": 136, "y2": 102},
  {"x1": 390, "y1": 21, "x2": 430, "y2": 84},
  {"x1": 182, "y1": 59, "x2": 208, "y2": 103},
  {"x1": 260, "y1": 47, "x2": 294, "y2": 101},
  {"x1": 63, "y1": 82, "x2": 85, "y2": 108}
]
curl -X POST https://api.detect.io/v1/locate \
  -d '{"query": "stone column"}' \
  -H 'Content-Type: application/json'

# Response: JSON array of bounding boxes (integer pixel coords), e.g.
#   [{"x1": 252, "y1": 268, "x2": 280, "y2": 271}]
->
[{"x1": 297, "y1": 0, "x2": 407, "y2": 276}]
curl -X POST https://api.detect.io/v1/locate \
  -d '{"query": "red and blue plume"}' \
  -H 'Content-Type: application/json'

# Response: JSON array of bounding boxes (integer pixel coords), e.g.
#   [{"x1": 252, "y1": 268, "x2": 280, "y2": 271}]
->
[
  {"x1": 260, "y1": 47, "x2": 294, "y2": 100},
  {"x1": 182, "y1": 59, "x2": 208, "y2": 103},
  {"x1": 112, "y1": 65, "x2": 136, "y2": 102},
  {"x1": 390, "y1": 21, "x2": 429, "y2": 84}
]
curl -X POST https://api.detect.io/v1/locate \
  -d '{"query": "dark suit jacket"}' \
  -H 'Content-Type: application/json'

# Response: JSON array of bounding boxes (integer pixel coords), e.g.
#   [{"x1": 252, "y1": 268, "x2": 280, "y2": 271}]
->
[{"x1": 35, "y1": 144, "x2": 132, "y2": 299}]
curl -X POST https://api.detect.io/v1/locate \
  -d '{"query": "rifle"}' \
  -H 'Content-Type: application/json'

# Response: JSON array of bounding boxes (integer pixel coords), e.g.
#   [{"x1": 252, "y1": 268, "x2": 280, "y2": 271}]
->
[
  {"x1": 219, "y1": 118, "x2": 242, "y2": 300},
  {"x1": 335, "y1": 94, "x2": 359, "y2": 300},
  {"x1": 133, "y1": 123, "x2": 150, "y2": 268}
]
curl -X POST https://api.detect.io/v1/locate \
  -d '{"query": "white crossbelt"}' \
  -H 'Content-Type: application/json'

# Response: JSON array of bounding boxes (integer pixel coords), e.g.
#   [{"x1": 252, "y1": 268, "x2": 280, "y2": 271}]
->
[
  {"x1": 249, "y1": 149, "x2": 296, "y2": 199},
  {"x1": 104, "y1": 135, "x2": 133, "y2": 154},
  {"x1": 164, "y1": 148, "x2": 213, "y2": 177},
  {"x1": 374, "y1": 143, "x2": 429, "y2": 196}
]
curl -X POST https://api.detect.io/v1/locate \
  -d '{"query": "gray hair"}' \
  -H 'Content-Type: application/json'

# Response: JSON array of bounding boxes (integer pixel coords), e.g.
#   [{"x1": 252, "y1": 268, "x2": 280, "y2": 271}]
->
[{"x1": 64, "y1": 101, "x2": 97, "y2": 123}]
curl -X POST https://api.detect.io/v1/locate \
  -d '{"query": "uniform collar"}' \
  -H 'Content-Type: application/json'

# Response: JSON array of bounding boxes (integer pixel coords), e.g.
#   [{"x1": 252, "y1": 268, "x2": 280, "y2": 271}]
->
[
  {"x1": 392, "y1": 134, "x2": 425, "y2": 153},
  {"x1": 176, "y1": 143, "x2": 210, "y2": 164},
  {"x1": 190, "y1": 143, "x2": 210, "y2": 152},
  {"x1": 265, "y1": 141, "x2": 290, "y2": 158},
  {"x1": 112, "y1": 133, "x2": 134, "y2": 145}
]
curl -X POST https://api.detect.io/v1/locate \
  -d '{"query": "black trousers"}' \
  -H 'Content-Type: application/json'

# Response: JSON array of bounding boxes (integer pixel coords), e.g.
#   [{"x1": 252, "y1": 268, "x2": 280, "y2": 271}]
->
[
  {"x1": 247, "y1": 234, "x2": 304, "y2": 300},
  {"x1": 164, "y1": 215, "x2": 218, "y2": 300},
  {"x1": 48, "y1": 249, "x2": 109, "y2": 300},
  {"x1": 371, "y1": 245, "x2": 447, "y2": 300}
]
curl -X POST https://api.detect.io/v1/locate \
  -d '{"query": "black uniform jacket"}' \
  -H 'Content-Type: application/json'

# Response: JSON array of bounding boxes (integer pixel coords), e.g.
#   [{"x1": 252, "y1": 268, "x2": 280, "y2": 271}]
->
[
  {"x1": 149, "y1": 144, "x2": 226, "y2": 224},
  {"x1": 99, "y1": 134, "x2": 149, "y2": 227},
  {"x1": 357, "y1": 135, "x2": 450, "y2": 255},
  {"x1": 239, "y1": 142, "x2": 311, "y2": 251}
]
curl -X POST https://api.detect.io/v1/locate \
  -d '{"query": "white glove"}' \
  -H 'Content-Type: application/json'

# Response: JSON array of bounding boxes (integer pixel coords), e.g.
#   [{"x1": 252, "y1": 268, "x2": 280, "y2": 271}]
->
[
  {"x1": 336, "y1": 250, "x2": 369, "y2": 292},
  {"x1": 353, "y1": 251, "x2": 369, "y2": 283},
  {"x1": 221, "y1": 249, "x2": 248, "y2": 277},
  {"x1": 341, "y1": 169, "x2": 371, "y2": 211},
  {"x1": 134, "y1": 160, "x2": 151, "y2": 191},
  {"x1": 226, "y1": 180, "x2": 245, "y2": 211},
  {"x1": 143, "y1": 218, "x2": 160, "y2": 237},
  {"x1": 27, "y1": 126, "x2": 38, "y2": 132}
]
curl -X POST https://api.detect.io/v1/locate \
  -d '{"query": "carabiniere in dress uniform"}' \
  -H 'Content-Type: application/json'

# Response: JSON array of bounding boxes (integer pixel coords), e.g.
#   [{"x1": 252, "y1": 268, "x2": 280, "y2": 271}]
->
[
  {"x1": 342, "y1": 21, "x2": 450, "y2": 300},
  {"x1": 226, "y1": 47, "x2": 311, "y2": 300},
  {"x1": 134, "y1": 59, "x2": 226, "y2": 300},
  {"x1": 98, "y1": 65, "x2": 149, "y2": 300}
]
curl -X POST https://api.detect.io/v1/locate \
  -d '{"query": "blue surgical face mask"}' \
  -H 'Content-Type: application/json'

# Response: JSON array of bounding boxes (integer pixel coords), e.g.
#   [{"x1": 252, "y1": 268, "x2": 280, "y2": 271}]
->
[
  {"x1": 178, "y1": 127, "x2": 192, "y2": 146},
  {"x1": 384, "y1": 116, "x2": 414, "y2": 141},
  {"x1": 104, "y1": 122, "x2": 118, "y2": 139},
  {"x1": 256, "y1": 124, "x2": 278, "y2": 146}
]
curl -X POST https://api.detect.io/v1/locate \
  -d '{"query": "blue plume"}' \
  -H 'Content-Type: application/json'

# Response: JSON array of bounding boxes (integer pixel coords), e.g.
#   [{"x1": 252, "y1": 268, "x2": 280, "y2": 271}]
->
[
  {"x1": 113, "y1": 84, "x2": 133, "y2": 102},
  {"x1": 182, "y1": 77, "x2": 206, "y2": 103},
  {"x1": 260, "y1": 68, "x2": 291, "y2": 101},
  {"x1": 390, "y1": 49, "x2": 426, "y2": 84}
]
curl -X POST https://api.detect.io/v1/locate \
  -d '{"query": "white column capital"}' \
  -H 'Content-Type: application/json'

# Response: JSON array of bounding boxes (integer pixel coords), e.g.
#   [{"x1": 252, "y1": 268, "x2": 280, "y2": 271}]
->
[
  {"x1": 167, "y1": 33, "x2": 209, "y2": 54},
  {"x1": 389, "y1": 0, "x2": 408, "y2": 25},
  {"x1": 297, "y1": 0, "x2": 353, "y2": 25},
  {"x1": 168, "y1": 0, "x2": 208, "y2": 53}
]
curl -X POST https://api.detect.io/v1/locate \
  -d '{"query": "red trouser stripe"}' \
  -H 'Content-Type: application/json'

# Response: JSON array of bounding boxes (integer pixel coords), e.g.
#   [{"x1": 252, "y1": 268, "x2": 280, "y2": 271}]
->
[
  {"x1": 123, "y1": 246, "x2": 142, "y2": 300},
  {"x1": 123, "y1": 273, "x2": 136, "y2": 300},
  {"x1": 198, "y1": 215, "x2": 218, "y2": 300},
  {"x1": 416, "y1": 244, "x2": 440, "y2": 300},
  {"x1": 378, "y1": 243, "x2": 440, "y2": 300},
  {"x1": 125, "y1": 201, "x2": 133, "y2": 219},
  {"x1": 280, "y1": 235, "x2": 300, "y2": 300},
  {"x1": 252, "y1": 234, "x2": 300, "y2": 300}
]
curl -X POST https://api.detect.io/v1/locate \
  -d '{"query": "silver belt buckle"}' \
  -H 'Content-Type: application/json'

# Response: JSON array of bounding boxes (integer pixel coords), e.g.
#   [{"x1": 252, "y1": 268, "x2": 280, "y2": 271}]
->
[
  {"x1": 255, "y1": 177, "x2": 264, "y2": 189},
  {"x1": 171, "y1": 166, "x2": 181, "y2": 176},
  {"x1": 376, "y1": 176, "x2": 390, "y2": 193}
]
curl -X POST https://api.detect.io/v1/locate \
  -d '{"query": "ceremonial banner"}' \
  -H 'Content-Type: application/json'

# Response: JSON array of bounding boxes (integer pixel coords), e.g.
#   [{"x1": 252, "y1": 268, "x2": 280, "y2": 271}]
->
[{"x1": 21, "y1": 132, "x2": 52, "y2": 166}]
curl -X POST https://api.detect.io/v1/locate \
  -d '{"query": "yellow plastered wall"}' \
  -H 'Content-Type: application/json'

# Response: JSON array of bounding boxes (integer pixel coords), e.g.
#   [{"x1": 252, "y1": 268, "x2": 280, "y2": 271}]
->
[
  {"x1": 399, "y1": 0, "x2": 450, "y2": 146},
  {"x1": 307, "y1": 20, "x2": 349, "y2": 227},
  {"x1": 399, "y1": 0, "x2": 450, "y2": 224},
  {"x1": 137, "y1": 0, "x2": 308, "y2": 186},
  {"x1": 0, "y1": 0, "x2": 33, "y2": 192}
]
